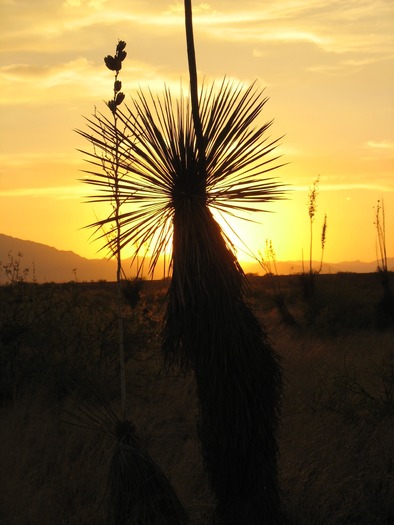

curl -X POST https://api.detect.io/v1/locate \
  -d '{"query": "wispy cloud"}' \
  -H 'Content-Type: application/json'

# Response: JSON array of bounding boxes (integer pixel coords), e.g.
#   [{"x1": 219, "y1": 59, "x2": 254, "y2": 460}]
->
[
  {"x1": 0, "y1": 56, "x2": 183, "y2": 106},
  {"x1": 292, "y1": 183, "x2": 394, "y2": 193},
  {"x1": 190, "y1": 0, "x2": 394, "y2": 59},
  {"x1": 63, "y1": 0, "x2": 107, "y2": 8},
  {"x1": 0, "y1": 185, "x2": 85, "y2": 199},
  {"x1": 0, "y1": 152, "x2": 81, "y2": 167},
  {"x1": 367, "y1": 140, "x2": 394, "y2": 150}
]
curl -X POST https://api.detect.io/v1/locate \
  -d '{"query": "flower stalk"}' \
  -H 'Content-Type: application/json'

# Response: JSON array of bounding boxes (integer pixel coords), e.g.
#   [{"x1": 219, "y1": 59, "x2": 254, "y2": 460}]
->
[{"x1": 104, "y1": 40, "x2": 127, "y2": 419}]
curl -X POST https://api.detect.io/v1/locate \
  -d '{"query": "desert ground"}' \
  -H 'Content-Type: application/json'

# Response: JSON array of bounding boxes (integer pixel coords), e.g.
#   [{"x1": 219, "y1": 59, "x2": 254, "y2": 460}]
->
[{"x1": 1, "y1": 272, "x2": 393, "y2": 524}]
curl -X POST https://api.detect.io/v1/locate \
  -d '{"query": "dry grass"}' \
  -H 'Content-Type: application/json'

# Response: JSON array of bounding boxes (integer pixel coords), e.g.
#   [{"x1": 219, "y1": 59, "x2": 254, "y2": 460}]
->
[
  {"x1": 0, "y1": 389, "x2": 111, "y2": 524},
  {"x1": 276, "y1": 329, "x2": 394, "y2": 524},
  {"x1": 0, "y1": 276, "x2": 393, "y2": 524}
]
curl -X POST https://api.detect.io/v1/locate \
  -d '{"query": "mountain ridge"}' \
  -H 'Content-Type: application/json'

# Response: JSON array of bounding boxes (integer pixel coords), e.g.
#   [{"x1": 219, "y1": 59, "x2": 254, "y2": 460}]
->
[
  {"x1": 1, "y1": 233, "x2": 392, "y2": 283},
  {"x1": 0, "y1": 234, "x2": 118, "y2": 283}
]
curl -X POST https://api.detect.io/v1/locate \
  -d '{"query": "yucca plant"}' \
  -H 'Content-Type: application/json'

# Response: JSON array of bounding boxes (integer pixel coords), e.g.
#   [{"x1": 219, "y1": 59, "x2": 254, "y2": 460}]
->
[
  {"x1": 302, "y1": 176, "x2": 327, "y2": 299},
  {"x1": 65, "y1": 385, "x2": 188, "y2": 525},
  {"x1": 307, "y1": 176, "x2": 319, "y2": 275},
  {"x1": 374, "y1": 199, "x2": 394, "y2": 326},
  {"x1": 77, "y1": 1, "x2": 286, "y2": 522},
  {"x1": 108, "y1": 420, "x2": 188, "y2": 525},
  {"x1": 257, "y1": 240, "x2": 296, "y2": 325},
  {"x1": 318, "y1": 213, "x2": 328, "y2": 273}
]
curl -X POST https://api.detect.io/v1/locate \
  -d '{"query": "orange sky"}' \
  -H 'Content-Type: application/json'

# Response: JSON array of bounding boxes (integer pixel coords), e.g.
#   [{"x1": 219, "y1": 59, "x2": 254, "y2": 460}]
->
[{"x1": 1, "y1": 0, "x2": 393, "y2": 266}]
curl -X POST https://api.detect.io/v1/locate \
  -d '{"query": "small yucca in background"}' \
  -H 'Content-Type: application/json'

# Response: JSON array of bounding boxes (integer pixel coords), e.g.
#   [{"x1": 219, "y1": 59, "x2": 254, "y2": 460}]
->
[
  {"x1": 108, "y1": 420, "x2": 188, "y2": 525},
  {"x1": 65, "y1": 387, "x2": 188, "y2": 525},
  {"x1": 374, "y1": 199, "x2": 394, "y2": 326}
]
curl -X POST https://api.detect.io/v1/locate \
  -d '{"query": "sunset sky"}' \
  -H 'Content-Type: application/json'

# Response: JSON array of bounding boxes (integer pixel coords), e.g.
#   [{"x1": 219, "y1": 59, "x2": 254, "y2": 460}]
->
[{"x1": 1, "y1": 0, "x2": 393, "y2": 268}]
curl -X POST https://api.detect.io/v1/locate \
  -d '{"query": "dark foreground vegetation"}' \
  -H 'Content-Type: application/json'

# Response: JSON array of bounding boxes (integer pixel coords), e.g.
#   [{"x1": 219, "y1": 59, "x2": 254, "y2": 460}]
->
[{"x1": 0, "y1": 272, "x2": 393, "y2": 524}]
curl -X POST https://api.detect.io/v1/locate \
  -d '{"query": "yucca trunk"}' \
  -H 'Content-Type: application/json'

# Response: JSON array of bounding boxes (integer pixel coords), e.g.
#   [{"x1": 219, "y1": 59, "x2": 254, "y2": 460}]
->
[{"x1": 163, "y1": 201, "x2": 282, "y2": 523}]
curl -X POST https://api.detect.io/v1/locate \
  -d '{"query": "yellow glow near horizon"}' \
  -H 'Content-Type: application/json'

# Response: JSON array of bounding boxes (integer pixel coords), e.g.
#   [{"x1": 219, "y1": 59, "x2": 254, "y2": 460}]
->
[{"x1": 1, "y1": 1, "x2": 393, "y2": 269}]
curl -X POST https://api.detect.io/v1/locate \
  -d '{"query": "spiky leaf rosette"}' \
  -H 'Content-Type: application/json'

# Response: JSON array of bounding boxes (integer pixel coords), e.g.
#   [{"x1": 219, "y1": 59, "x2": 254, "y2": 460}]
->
[{"x1": 77, "y1": 78, "x2": 285, "y2": 274}]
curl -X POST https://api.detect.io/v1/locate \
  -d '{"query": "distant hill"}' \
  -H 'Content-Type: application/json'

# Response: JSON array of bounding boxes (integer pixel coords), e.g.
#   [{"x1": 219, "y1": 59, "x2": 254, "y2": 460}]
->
[
  {"x1": 0, "y1": 234, "x2": 392, "y2": 283},
  {"x1": 0, "y1": 234, "x2": 120, "y2": 283}
]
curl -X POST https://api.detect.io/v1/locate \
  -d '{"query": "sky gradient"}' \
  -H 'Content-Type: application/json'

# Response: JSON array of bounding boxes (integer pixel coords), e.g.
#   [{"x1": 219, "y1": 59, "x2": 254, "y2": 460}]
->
[{"x1": 1, "y1": 0, "x2": 393, "y2": 266}]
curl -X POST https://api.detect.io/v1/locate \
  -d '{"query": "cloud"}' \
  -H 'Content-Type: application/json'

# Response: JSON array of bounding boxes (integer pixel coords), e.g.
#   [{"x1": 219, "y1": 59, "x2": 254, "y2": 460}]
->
[
  {"x1": 0, "y1": 58, "x2": 97, "y2": 105},
  {"x1": 0, "y1": 55, "x2": 183, "y2": 106},
  {"x1": 189, "y1": 0, "x2": 394, "y2": 60},
  {"x1": 63, "y1": 0, "x2": 107, "y2": 7},
  {"x1": 0, "y1": 185, "x2": 85, "y2": 199},
  {"x1": 63, "y1": 0, "x2": 82, "y2": 6},
  {"x1": 0, "y1": 152, "x2": 81, "y2": 167},
  {"x1": 166, "y1": 3, "x2": 214, "y2": 15},
  {"x1": 367, "y1": 140, "x2": 394, "y2": 150},
  {"x1": 291, "y1": 182, "x2": 394, "y2": 193},
  {"x1": 0, "y1": 63, "x2": 48, "y2": 78},
  {"x1": 362, "y1": 141, "x2": 394, "y2": 162}
]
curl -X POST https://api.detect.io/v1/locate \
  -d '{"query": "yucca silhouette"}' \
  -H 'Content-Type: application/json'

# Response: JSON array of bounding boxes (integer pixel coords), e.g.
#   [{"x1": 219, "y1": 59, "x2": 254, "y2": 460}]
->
[
  {"x1": 65, "y1": 385, "x2": 188, "y2": 524},
  {"x1": 78, "y1": 2, "x2": 285, "y2": 522}
]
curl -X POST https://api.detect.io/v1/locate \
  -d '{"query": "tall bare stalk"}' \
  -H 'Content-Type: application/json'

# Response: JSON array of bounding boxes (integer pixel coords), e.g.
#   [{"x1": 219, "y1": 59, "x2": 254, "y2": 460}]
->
[
  {"x1": 257, "y1": 240, "x2": 296, "y2": 325},
  {"x1": 184, "y1": 0, "x2": 205, "y2": 168},
  {"x1": 104, "y1": 41, "x2": 127, "y2": 419}
]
